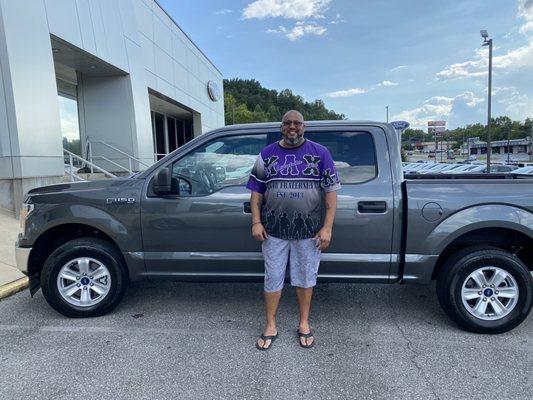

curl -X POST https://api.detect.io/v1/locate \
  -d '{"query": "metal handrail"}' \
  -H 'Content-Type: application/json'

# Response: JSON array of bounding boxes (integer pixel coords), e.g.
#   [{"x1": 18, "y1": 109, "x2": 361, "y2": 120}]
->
[
  {"x1": 88, "y1": 139, "x2": 150, "y2": 173},
  {"x1": 63, "y1": 149, "x2": 117, "y2": 179},
  {"x1": 154, "y1": 153, "x2": 167, "y2": 162}
]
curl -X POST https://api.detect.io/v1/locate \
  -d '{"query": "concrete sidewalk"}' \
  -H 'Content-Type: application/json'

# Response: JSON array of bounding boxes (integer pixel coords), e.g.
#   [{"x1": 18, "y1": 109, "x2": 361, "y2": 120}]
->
[{"x1": 0, "y1": 212, "x2": 28, "y2": 298}]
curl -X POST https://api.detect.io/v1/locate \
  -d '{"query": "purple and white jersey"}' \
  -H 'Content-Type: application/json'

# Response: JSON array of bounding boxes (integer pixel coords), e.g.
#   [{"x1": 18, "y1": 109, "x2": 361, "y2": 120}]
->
[{"x1": 246, "y1": 139, "x2": 341, "y2": 240}]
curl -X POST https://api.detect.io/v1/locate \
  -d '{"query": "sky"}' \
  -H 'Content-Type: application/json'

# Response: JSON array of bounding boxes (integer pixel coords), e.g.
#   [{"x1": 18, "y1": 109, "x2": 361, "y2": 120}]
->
[{"x1": 158, "y1": 0, "x2": 533, "y2": 131}]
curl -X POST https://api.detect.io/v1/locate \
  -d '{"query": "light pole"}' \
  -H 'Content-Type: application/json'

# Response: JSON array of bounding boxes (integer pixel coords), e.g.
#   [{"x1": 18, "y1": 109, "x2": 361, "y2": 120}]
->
[
  {"x1": 481, "y1": 30, "x2": 493, "y2": 172},
  {"x1": 386, "y1": 106, "x2": 389, "y2": 123}
]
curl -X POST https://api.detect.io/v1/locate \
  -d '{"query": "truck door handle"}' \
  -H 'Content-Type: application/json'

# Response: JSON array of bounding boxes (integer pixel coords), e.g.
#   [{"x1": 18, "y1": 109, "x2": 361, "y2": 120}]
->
[
  {"x1": 358, "y1": 201, "x2": 387, "y2": 213},
  {"x1": 243, "y1": 202, "x2": 252, "y2": 214}
]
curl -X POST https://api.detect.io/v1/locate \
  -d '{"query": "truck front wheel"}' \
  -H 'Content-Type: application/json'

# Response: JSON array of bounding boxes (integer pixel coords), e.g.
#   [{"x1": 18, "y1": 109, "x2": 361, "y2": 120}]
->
[
  {"x1": 41, "y1": 238, "x2": 128, "y2": 317},
  {"x1": 437, "y1": 246, "x2": 533, "y2": 333}
]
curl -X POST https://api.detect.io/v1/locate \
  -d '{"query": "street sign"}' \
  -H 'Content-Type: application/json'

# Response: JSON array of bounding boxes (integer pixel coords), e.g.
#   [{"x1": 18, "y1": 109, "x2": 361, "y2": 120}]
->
[{"x1": 428, "y1": 126, "x2": 446, "y2": 134}]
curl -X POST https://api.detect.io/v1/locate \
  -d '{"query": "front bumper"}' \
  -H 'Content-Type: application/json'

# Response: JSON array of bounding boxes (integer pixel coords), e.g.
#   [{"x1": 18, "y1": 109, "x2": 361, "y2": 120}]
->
[{"x1": 15, "y1": 241, "x2": 31, "y2": 275}]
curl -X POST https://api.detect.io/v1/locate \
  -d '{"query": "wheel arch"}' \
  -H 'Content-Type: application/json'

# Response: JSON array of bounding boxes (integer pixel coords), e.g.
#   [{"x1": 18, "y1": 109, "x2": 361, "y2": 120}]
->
[
  {"x1": 432, "y1": 227, "x2": 533, "y2": 280},
  {"x1": 28, "y1": 223, "x2": 129, "y2": 294}
]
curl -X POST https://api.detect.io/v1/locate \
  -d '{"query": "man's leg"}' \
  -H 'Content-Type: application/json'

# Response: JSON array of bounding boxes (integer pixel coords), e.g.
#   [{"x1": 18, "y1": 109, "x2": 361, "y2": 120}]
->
[
  {"x1": 257, "y1": 237, "x2": 289, "y2": 349},
  {"x1": 295, "y1": 287, "x2": 314, "y2": 347},
  {"x1": 258, "y1": 290, "x2": 282, "y2": 349},
  {"x1": 290, "y1": 238, "x2": 321, "y2": 347}
]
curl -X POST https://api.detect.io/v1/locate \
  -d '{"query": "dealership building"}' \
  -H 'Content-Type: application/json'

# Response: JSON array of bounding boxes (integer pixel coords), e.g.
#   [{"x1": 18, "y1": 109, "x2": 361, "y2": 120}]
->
[{"x1": 0, "y1": 0, "x2": 225, "y2": 215}]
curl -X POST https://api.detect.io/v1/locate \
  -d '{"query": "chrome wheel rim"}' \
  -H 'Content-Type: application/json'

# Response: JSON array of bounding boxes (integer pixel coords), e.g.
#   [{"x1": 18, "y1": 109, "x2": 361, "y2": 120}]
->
[
  {"x1": 57, "y1": 257, "x2": 111, "y2": 307},
  {"x1": 461, "y1": 266, "x2": 519, "y2": 321}
]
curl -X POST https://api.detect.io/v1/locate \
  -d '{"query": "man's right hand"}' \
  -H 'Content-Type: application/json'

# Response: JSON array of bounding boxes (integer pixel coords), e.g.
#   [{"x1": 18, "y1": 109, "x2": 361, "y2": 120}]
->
[{"x1": 252, "y1": 223, "x2": 268, "y2": 241}]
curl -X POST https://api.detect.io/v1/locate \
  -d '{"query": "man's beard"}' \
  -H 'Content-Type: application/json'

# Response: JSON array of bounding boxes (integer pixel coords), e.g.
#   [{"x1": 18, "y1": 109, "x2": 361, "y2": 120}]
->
[{"x1": 282, "y1": 132, "x2": 304, "y2": 146}]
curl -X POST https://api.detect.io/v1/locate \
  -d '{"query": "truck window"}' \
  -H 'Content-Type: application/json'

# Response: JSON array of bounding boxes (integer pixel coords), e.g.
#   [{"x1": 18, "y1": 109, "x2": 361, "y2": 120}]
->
[
  {"x1": 306, "y1": 131, "x2": 378, "y2": 184},
  {"x1": 172, "y1": 134, "x2": 267, "y2": 195}
]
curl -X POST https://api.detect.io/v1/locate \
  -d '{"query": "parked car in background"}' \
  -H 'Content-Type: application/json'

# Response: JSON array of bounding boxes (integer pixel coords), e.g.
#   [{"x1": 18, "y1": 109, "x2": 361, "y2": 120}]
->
[
  {"x1": 513, "y1": 166, "x2": 533, "y2": 175},
  {"x1": 490, "y1": 165, "x2": 518, "y2": 174}
]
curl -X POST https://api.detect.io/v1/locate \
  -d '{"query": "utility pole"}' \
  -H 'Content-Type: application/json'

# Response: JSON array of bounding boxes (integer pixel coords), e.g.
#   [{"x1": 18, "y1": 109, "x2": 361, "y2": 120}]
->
[
  {"x1": 232, "y1": 101, "x2": 235, "y2": 125},
  {"x1": 530, "y1": 120, "x2": 533, "y2": 163},
  {"x1": 386, "y1": 106, "x2": 389, "y2": 123},
  {"x1": 435, "y1": 131, "x2": 439, "y2": 162},
  {"x1": 481, "y1": 30, "x2": 493, "y2": 172}
]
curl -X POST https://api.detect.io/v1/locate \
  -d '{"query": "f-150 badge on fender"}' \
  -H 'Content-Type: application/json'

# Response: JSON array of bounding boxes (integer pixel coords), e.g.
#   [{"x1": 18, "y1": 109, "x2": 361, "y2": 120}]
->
[{"x1": 106, "y1": 197, "x2": 136, "y2": 205}]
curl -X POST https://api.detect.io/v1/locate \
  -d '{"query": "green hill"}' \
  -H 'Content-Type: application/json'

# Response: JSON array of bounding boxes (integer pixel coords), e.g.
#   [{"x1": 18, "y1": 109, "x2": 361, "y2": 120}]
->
[{"x1": 223, "y1": 78, "x2": 345, "y2": 125}]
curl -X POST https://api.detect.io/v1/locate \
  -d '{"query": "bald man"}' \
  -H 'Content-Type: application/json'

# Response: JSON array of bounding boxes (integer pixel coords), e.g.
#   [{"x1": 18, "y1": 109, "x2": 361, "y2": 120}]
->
[{"x1": 247, "y1": 110, "x2": 341, "y2": 350}]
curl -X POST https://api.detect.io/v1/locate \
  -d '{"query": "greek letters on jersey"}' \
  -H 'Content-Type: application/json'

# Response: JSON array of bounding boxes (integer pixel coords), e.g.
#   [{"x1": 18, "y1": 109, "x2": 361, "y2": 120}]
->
[
  {"x1": 264, "y1": 156, "x2": 278, "y2": 178},
  {"x1": 247, "y1": 139, "x2": 341, "y2": 240},
  {"x1": 302, "y1": 155, "x2": 321, "y2": 177}
]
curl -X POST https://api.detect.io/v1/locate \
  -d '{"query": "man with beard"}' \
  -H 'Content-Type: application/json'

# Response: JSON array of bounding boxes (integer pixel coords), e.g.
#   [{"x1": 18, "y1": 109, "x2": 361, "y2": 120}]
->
[{"x1": 247, "y1": 110, "x2": 340, "y2": 350}]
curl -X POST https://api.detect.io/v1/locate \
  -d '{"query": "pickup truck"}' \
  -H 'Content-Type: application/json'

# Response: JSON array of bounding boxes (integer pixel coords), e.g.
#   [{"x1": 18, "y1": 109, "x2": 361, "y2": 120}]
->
[{"x1": 15, "y1": 121, "x2": 533, "y2": 333}]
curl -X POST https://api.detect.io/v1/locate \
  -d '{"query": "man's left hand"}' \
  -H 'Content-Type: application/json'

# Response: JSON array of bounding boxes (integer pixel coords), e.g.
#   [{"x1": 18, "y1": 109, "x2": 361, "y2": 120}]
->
[{"x1": 314, "y1": 227, "x2": 332, "y2": 251}]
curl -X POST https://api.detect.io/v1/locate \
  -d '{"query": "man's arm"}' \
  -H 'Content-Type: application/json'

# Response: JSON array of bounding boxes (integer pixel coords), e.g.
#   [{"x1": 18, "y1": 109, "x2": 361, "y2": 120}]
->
[
  {"x1": 250, "y1": 191, "x2": 268, "y2": 241},
  {"x1": 314, "y1": 191, "x2": 337, "y2": 250}
]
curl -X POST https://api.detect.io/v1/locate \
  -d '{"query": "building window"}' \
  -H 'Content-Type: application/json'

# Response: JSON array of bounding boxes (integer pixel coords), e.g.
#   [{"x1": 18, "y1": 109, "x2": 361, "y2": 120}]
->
[
  {"x1": 151, "y1": 111, "x2": 194, "y2": 161},
  {"x1": 57, "y1": 79, "x2": 81, "y2": 156}
]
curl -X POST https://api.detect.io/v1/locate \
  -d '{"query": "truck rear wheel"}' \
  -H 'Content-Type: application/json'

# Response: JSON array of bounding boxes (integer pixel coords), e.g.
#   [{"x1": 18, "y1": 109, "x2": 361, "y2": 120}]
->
[
  {"x1": 437, "y1": 246, "x2": 533, "y2": 333},
  {"x1": 41, "y1": 238, "x2": 128, "y2": 317}
]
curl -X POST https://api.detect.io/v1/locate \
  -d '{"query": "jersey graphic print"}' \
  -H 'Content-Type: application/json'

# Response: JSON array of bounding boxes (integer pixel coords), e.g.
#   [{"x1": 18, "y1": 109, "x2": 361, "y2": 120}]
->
[{"x1": 247, "y1": 139, "x2": 341, "y2": 240}]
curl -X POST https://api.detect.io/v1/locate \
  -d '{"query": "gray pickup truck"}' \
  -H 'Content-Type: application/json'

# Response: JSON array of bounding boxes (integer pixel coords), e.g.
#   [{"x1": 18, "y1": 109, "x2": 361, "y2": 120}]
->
[{"x1": 15, "y1": 121, "x2": 533, "y2": 333}]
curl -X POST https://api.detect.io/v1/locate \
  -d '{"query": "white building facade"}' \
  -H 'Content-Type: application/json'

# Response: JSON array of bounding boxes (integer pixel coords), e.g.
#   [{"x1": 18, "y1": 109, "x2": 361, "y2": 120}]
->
[{"x1": 0, "y1": 0, "x2": 225, "y2": 215}]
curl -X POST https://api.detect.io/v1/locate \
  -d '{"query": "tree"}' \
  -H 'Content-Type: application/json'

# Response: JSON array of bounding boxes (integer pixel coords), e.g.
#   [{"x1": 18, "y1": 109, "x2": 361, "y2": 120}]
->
[{"x1": 223, "y1": 78, "x2": 344, "y2": 124}]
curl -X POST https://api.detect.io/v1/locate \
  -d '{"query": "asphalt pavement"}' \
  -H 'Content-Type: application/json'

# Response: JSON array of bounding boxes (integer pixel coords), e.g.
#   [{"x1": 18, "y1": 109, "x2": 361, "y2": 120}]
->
[{"x1": 0, "y1": 280, "x2": 531, "y2": 400}]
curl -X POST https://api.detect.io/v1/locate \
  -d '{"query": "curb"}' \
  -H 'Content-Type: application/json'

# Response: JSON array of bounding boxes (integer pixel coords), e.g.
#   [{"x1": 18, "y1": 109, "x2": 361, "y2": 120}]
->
[{"x1": 0, "y1": 277, "x2": 29, "y2": 300}]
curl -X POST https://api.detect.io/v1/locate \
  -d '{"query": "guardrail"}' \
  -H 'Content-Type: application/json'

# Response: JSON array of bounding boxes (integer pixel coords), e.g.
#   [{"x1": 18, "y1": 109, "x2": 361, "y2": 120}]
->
[
  {"x1": 87, "y1": 139, "x2": 151, "y2": 173},
  {"x1": 63, "y1": 149, "x2": 117, "y2": 182}
]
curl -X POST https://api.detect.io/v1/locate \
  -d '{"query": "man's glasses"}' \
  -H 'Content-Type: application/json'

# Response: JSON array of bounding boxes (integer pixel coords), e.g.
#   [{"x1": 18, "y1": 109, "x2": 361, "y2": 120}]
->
[{"x1": 282, "y1": 120, "x2": 304, "y2": 127}]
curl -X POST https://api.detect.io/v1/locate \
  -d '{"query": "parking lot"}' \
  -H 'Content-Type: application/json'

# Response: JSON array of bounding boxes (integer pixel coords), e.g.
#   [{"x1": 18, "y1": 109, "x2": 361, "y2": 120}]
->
[{"x1": 1, "y1": 280, "x2": 531, "y2": 400}]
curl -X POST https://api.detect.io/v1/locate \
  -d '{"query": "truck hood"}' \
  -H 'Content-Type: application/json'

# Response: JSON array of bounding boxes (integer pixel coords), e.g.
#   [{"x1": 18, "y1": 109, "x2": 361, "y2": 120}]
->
[{"x1": 27, "y1": 178, "x2": 141, "y2": 196}]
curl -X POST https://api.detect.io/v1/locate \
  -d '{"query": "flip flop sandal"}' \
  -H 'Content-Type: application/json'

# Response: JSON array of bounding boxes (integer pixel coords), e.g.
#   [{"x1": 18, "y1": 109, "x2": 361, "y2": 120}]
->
[
  {"x1": 297, "y1": 330, "x2": 315, "y2": 349},
  {"x1": 256, "y1": 333, "x2": 278, "y2": 351}
]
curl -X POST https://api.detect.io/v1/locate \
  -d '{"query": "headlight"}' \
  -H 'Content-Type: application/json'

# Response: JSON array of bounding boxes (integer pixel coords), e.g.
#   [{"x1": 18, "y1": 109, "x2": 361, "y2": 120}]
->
[{"x1": 20, "y1": 203, "x2": 34, "y2": 231}]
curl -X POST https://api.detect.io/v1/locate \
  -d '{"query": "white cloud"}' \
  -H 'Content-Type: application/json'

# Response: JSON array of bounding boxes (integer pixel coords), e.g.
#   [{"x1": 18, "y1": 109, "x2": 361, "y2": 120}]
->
[
  {"x1": 215, "y1": 9, "x2": 233, "y2": 15},
  {"x1": 436, "y1": 58, "x2": 487, "y2": 80},
  {"x1": 436, "y1": 41, "x2": 533, "y2": 80},
  {"x1": 329, "y1": 13, "x2": 345, "y2": 24},
  {"x1": 267, "y1": 22, "x2": 326, "y2": 40},
  {"x1": 390, "y1": 65, "x2": 406, "y2": 72},
  {"x1": 243, "y1": 0, "x2": 331, "y2": 20},
  {"x1": 326, "y1": 88, "x2": 367, "y2": 98},
  {"x1": 377, "y1": 80, "x2": 398, "y2": 87},
  {"x1": 493, "y1": 86, "x2": 533, "y2": 120},
  {"x1": 392, "y1": 92, "x2": 484, "y2": 130},
  {"x1": 519, "y1": 0, "x2": 533, "y2": 19}
]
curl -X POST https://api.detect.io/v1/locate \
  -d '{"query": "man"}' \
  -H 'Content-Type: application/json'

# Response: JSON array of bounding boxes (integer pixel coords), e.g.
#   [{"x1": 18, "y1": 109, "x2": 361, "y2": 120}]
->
[{"x1": 246, "y1": 110, "x2": 340, "y2": 350}]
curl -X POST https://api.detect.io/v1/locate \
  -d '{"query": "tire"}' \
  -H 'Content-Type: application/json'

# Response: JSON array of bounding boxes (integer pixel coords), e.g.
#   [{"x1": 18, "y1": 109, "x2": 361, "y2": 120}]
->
[
  {"x1": 41, "y1": 238, "x2": 128, "y2": 318},
  {"x1": 437, "y1": 246, "x2": 533, "y2": 333}
]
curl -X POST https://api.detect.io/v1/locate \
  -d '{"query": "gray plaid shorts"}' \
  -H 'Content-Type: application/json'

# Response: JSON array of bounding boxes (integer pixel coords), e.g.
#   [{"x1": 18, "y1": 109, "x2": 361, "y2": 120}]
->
[{"x1": 261, "y1": 235, "x2": 322, "y2": 292}]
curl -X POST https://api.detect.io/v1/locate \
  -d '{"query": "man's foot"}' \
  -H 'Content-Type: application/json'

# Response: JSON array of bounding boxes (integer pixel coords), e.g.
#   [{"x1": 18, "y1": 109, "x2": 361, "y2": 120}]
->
[
  {"x1": 297, "y1": 326, "x2": 315, "y2": 348},
  {"x1": 256, "y1": 328, "x2": 278, "y2": 351}
]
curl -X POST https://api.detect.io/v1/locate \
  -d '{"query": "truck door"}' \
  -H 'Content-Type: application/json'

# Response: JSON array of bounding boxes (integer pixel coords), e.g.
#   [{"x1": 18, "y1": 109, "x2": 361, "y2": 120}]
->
[
  {"x1": 141, "y1": 132, "x2": 270, "y2": 278},
  {"x1": 306, "y1": 128, "x2": 395, "y2": 282}
]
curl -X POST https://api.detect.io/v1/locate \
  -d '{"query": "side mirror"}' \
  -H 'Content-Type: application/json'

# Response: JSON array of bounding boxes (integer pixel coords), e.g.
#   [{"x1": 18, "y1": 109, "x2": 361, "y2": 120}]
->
[{"x1": 153, "y1": 167, "x2": 172, "y2": 195}]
